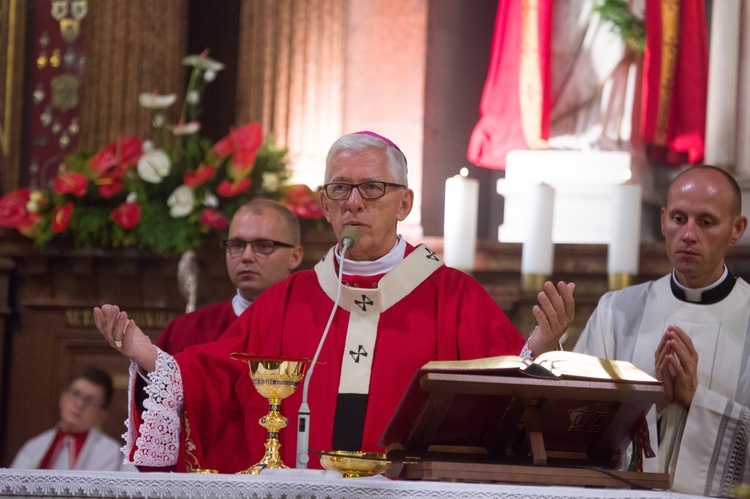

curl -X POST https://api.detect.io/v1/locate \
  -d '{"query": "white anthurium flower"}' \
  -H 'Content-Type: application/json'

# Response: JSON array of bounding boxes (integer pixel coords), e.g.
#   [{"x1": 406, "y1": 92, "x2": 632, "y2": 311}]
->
[
  {"x1": 186, "y1": 90, "x2": 200, "y2": 105},
  {"x1": 26, "y1": 199, "x2": 40, "y2": 214},
  {"x1": 27, "y1": 189, "x2": 45, "y2": 213},
  {"x1": 152, "y1": 113, "x2": 166, "y2": 128},
  {"x1": 126, "y1": 192, "x2": 138, "y2": 203},
  {"x1": 262, "y1": 172, "x2": 280, "y2": 192},
  {"x1": 203, "y1": 193, "x2": 219, "y2": 208},
  {"x1": 138, "y1": 92, "x2": 178, "y2": 110},
  {"x1": 137, "y1": 149, "x2": 172, "y2": 184},
  {"x1": 204, "y1": 69, "x2": 217, "y2": 82},
  {"x1": 182, "y1": 53, "x2": 226, "y2": 72},
  {"x1": 167, "y1": 185, "x2": 195, "y2": 218},
  {"x1": 29, "y1": 190, "x2": 44, "y2": 203},
  {"x1": 172, "y1": 121, "x2": 201, "y2": 136}
]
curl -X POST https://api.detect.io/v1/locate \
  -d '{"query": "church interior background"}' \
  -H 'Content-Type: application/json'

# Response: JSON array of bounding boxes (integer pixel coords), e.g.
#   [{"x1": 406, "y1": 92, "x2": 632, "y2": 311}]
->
[{"x1": 0, "y1": 0, "x2": 749, "y2": 467}]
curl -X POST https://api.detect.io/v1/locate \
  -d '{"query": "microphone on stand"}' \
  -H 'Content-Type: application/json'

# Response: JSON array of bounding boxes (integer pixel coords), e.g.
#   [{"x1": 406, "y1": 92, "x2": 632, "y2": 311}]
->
[{"x1": 296, "y1": 226, "x2": 360, "y2": 469}]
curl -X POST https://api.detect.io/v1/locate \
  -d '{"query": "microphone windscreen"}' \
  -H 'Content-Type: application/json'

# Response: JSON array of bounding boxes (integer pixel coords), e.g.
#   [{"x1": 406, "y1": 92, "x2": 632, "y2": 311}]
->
[{"x1": 340, "y1": 226, "x2": 361, "y2": 248}]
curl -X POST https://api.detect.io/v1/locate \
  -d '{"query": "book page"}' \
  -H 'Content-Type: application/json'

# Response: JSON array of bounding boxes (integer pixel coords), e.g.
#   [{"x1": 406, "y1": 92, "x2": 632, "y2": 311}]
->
[
  {"x1": 533, "y1": 350, "x2": 659, "y2": 383},
  {"x1": 422, "y1": 355, "x2": 530, "y2": 372}
]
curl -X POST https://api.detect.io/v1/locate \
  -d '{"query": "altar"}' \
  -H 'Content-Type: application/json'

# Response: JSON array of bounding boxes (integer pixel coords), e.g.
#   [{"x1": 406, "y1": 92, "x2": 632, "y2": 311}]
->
[{"x1": 0, "y1": 469, "x2": 706, "y2": 499}]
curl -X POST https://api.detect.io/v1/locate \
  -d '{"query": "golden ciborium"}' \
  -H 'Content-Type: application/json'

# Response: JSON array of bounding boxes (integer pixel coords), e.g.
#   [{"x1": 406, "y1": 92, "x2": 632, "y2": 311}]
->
[{"x1": 230, "y1": 353, "x2": 309, "y2": 475}]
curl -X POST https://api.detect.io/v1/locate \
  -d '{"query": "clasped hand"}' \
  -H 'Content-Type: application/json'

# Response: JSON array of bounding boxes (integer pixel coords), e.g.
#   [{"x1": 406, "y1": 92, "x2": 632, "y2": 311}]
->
[{"x1": 655, "y1": 326, "x2": 699, "y2": 412}]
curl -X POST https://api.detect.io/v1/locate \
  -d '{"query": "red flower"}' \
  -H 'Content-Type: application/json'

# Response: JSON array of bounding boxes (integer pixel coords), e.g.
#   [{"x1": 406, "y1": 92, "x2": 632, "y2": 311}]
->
[
  {"x1": 199, "y1": 208, "x2": 228, "y2": 230},
  {"x1": 216, "y1": 178, "x2": 251, "y2": 197},
  {"x1": 53, "y1": 172, "x2": 89, "y2": 197},
  {"x1": 51, "y1": 202, "x2": 74, "y2": 233},
  {"x1": 111, "y1": 202, "x2": 142, "y2": 230},
  {"x1": 88, "y1": 136, "x2": 143, "y2": 175},
  {"x1": 0, "y1": 188, "x2": 32, "y2": 229},
  {"x1": 184, "y1": 164, "x2": 216, "y2": 187},
  {"x1": 282, "y1": 184, "x2": 324, "y2": 219},
  {"x1": 95, "y1": 171, "x2": 124, "y2": 198},
  {"x1": 213, "y1": 123, "x2": 262, "y2": 180}
]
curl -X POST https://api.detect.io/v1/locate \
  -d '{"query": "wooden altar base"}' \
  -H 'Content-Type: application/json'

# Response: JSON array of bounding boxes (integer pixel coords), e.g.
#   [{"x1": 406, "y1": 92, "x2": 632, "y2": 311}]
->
[{"x1": 386, "y1": 461, "x2": 670, "y2": 490}]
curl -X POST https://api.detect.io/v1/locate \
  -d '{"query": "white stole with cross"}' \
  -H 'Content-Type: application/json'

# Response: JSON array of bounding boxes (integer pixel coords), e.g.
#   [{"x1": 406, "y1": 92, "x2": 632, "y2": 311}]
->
[{"x1": 313, "y1": 244, "x2": 444, "y2": 397}]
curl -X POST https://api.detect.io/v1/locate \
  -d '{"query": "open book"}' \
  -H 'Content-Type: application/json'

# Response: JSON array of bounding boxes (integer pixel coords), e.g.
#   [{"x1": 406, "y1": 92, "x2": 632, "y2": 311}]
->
[{"x1": 423, "y1": 350, "x2": 658, "y2": 384}]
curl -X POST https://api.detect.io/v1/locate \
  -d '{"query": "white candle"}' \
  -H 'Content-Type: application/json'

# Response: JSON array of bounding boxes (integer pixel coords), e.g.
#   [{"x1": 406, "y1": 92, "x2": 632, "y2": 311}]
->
[
  {"x1": 443, "y1": 168, "x2": 479, "y2": 270},
  {"x1": 608, "y1": 183, "x2": 642, "y2": 275},
  {"x1": 521, "y1": 183, "x2": 555, "y2": 276}
]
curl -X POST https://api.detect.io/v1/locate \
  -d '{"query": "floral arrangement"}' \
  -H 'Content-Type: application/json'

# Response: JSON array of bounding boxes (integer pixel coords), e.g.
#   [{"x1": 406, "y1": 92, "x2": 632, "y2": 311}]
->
[{"x1": 0, "y1": 52, "x2": 323, "y2": 256}]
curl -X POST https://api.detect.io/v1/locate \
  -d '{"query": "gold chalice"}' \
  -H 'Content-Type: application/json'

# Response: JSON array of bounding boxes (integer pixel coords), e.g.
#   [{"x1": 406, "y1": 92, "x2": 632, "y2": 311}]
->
[{"x1": 230, "y1": 353, "x2": 309, "y2": 474}]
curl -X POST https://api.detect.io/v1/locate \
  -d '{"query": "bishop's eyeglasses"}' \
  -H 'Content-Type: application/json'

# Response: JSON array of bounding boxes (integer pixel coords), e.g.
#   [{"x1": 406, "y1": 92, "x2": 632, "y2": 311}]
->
[
  {"x1": 322, "y1": 181, "x2": 406, "y2": 200},
  {"x1": 222, "y1": 238, "x2": 295, "y2": 257}
]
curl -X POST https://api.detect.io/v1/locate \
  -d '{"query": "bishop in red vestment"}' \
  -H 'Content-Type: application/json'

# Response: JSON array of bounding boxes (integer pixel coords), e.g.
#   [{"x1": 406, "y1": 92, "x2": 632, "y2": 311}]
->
[{"x1": 94, "y1": 131, "x2": 576, "y2": 473}]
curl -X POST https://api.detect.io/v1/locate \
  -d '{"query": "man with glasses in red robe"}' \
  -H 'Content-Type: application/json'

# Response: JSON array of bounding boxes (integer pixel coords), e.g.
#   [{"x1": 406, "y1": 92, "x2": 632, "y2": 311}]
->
[{"x1": 155, "y1": 198, "x2": 303, "y2": 355}]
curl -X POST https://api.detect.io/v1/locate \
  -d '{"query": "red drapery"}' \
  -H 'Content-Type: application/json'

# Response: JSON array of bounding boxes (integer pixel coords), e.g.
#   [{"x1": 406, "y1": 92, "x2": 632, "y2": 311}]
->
[{"x1": 466, "y1": 0, "x2": 552, "y2": 170}]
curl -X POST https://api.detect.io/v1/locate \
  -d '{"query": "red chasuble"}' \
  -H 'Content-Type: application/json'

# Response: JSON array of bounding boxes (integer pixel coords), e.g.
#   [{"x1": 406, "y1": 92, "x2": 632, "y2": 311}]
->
[
  {"x1": 174, "y1": 244, "x2": 525, "y2": 473},
  {"x1": 156, "y1": 300, "x2": 237, "y2": 355}
]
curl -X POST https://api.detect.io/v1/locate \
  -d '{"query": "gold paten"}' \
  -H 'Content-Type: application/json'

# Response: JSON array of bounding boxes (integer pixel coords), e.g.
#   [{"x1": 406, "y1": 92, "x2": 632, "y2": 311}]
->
[
  {"x1": 319, "y1": 450, "x2": 388, "y2": 478},
  {"x1": 230, "y1": 354, "x2": 309, "y2": 475}
]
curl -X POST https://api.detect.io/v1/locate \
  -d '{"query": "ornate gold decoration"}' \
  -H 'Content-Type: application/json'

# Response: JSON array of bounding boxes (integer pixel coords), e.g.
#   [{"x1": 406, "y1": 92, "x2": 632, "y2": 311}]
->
[
  {"x1": 50, "y1": 0, "x2": 88, "y2": 43},
  {"x1": 50, "y1": 73, "x2": 79, "y2": 112},
  {"x1": 36, "y1": 51, "x2": 48, "y2": 69}
]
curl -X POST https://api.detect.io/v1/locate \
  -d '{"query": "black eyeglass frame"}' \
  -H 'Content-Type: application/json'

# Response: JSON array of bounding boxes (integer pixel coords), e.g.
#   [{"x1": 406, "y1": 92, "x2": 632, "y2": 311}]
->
[
  {"x1": 222, "y1": 238, "x2": 296, "y2": 256},
  {"x1": 322, "y1": 181, "x2": 406, "y2": 200},
  {"x1": 64, "y1": 387, "x2": 105, "y2": 409}
]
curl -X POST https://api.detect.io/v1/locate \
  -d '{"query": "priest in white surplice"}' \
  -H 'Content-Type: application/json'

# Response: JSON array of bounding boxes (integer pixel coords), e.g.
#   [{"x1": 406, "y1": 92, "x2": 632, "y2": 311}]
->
[{"x1": 575, "y1": 165, "x2": 750, "y2": 497}]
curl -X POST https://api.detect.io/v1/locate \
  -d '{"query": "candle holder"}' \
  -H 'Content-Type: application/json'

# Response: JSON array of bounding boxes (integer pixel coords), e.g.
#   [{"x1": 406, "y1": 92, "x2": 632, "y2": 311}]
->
[
  {"x1": 608, "y1": 273, "x2": 633, "y2": 290},
  {"x1": 230, "y1": 353, "x2": 309, "y2": 475},
  {"x1": 521, "y1": 273, "x2": 549, "y2": 294}
]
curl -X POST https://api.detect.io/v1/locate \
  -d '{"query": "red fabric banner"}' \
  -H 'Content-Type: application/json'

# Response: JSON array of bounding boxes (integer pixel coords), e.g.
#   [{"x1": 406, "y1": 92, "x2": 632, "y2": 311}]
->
[
  {"x1": 641, "y1": 0, "x2": 707, "y2": 166},
  {"x1": 467, "y1": 0, "x2": 552, "y2": 170}
]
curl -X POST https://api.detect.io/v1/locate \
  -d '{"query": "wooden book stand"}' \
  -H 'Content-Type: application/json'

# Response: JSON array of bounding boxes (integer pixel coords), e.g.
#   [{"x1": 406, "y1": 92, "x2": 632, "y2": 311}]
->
[{"x1": 380, "y1": 370, "x2": 670, "y2": 490}]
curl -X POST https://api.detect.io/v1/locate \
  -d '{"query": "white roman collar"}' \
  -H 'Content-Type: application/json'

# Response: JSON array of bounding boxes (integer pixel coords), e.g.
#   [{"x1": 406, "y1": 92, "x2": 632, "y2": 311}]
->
[
  {"x1": 231, "y1": 290, "x2": 252, "y2": 316},
  {"x1": 333, "y1": 234, "x2": 406, "y2": 276}
]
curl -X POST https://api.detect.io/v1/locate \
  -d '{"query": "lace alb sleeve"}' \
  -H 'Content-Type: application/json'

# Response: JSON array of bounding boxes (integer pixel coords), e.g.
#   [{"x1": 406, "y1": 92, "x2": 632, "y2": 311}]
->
[{"x1": 122, "y1": 347, "x2": 184, "y2": 467}]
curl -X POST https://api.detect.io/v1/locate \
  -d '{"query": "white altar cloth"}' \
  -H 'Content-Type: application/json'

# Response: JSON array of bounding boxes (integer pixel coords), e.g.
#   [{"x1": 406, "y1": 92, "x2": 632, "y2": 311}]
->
[{"x1": 0, "y1": 468, "x2": 708, "y2": 499}]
